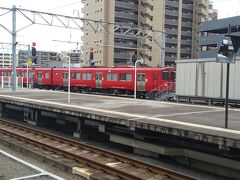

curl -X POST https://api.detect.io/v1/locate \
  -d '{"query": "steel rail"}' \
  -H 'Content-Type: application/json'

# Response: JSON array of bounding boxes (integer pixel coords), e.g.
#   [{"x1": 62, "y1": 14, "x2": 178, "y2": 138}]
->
[{"x1": 0, "y1": 119, "x2": 197, "y2": 180}]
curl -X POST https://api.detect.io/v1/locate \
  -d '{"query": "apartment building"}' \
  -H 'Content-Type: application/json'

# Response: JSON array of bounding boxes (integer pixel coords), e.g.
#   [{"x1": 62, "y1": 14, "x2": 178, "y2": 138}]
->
[
  {"x1": 18, "y1": 50, "x2": 82, "y2": 68},
  {"x1": 165, "y1": 0, "x2": 208, "y2": 64},
  {"x1": 0, "y1": 52, "x2": 18, "y2": 67},
  {"x1": 81, "y1": 0, "x2": 208, "y2": 67},
  {"x1": 208, "y1": 0, "x2": 218, "y2": 21}
]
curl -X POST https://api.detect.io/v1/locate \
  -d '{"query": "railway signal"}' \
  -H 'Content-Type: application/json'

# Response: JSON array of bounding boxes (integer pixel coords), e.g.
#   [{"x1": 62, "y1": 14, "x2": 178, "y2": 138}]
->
[
  {"x1": 89, "y1": 48, "x2": 94, "y2": 67},
  {"x1": 31, "y1": 42, "x2": 37, "y2": 64}
]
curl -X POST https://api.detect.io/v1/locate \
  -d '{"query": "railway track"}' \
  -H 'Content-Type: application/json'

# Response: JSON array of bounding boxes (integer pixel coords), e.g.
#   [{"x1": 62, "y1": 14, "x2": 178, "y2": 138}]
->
[{"x1": 0, "y1": 119, "x2": 197, "y2": 180}]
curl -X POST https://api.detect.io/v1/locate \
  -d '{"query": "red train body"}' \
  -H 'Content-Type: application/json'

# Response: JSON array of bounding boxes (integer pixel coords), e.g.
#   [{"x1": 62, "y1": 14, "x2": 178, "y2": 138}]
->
[{"x1": 0, "y1": 67, "x2": 175, "y2": 97}]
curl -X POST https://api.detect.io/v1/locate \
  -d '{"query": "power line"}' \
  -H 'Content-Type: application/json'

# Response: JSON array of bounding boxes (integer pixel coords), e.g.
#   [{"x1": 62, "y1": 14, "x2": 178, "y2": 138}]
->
[{"x1": 47, "y1": 1, "x2": 82, "y2": 12}]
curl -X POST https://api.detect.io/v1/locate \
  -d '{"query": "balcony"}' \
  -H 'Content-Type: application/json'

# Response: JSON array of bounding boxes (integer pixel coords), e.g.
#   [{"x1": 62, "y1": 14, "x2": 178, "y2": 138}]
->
[
  {"x1": 141, "y1": 49, "x2": 152, "y2": 58},
  {"x1": 182, "y1": 21, "x2": 192, "y2": 28},
  {"x1": 182, "y1": 3, "x2": 193, "y2": 10},
  {"x1": 165, "y1": 10, "x2": 178, "y2": 17},
  {"x1": 181, "y1": 39, "x2": 192, "y2": 46},
  {"x1": 166, "y1": 29, "x2": 178, "y2": 36},
  {"x1": 141, "y1": 38, "x2": 153, "y2": 46},
  {"x1": 140, "y1": 5, "x2": 153, "y2": 17},
  {"x1": 165, "y1": 19, "x2": 178, "y2": 26},
  {"x1": 166, "y1": 0, "x2": 179, "y2": 8},
  {"x1": 140, "y1": 16, "x2": 153, "y2": 26},
  {"x1": 166, "y1": 38, "x2": 177, "y2": 44},
  {"x1": 182, "y1": 12, "x2": 193, "y2": 20},
  {"x1": 181, "y1": 49, "x2": 191, "y2": 55},
  {"x1": 115, "y1": 34, "x2": 137, "y2": 41},
  {"x1": 141, "y1": 0, "x2": 154, "y2": 7},
  {"x1": 115, "y1": 22, "x2": 138, "y2": 28},
  {"x1": 114, "y1": 52, "x2": 131, "y2": 60},
  {"x1": 115, "y1": 11, "x2": 138, "y2": 21},
  {"x1": 181, "y1": 30, "x2": 192, "y2": 37},
  {"x1": 115, "y1": 1, "x2": 138, "y2": 10},
  {"x1": 114, "y1": 42, "x2": 137, "y2": 49},
  {"x1": 165, "y1": 47, "x2": 177, "y2": 53}
]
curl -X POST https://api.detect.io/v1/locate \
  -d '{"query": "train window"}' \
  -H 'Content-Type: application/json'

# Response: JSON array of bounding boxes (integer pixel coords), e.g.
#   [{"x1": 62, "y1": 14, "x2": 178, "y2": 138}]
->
[
  {"x1": 72, "y1": 72, "x2": 80, "y2": 80},
  {"x1": 96, "y1": 73, "x2": 102, "y2": 80},
  {"x1": 162, "y1": 70, "x2": 169, "y2": 80},
  {"x1": 137, "y1": 74, "x2": 145, "y2": 81},
  {"x1": 45, "y1": 73, "x2": 49, "y2": 79},
  {"x1": 120, "y1": 74, "x2": 126, "y2": 81},
  {"x1": 63, "y1": 72, "x2": 68, "y2": 79},
  {"x1": 107, "y1": 73, "x2": 117, "y2": 81},
  {"x1": 29, "y1": 72, "x2": 34, "y2": 78},
  {"x1": 38, "y1": 72, "x2": 43, "y2": 78},
  {"x1": 120, "y1": 73, "x2": 132, "y2": 81},
  {"x1": 126, "y1": 74, "x2": 132, "y2": 81},
  {"x1": 82, "y1": 73, "x2": 92, "y2": 80}
]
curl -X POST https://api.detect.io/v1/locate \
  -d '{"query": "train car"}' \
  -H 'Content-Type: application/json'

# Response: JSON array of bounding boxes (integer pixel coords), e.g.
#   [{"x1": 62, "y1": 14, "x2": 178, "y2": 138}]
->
[
  {"x1": 16, "y1": 67, "x2": 35, "y2": 87},
  {"x1": 0, "y1": 67, "x2": 35, "y2": 87},
  {"x1": 52, "y1": 68, "x2": 96, "y2": 91},
  {"x1": 51, "y1": 67, "x2": 175, "y2": 96},
  {"x1": 0, "y1": 66, "x2": 175, "y2": 98},
  {"x1": 0, "y1": 68, "x2": 12, "y2": 87},
  {"x1": 33, "y1": 68, "x2": 53, "y2": 89}
]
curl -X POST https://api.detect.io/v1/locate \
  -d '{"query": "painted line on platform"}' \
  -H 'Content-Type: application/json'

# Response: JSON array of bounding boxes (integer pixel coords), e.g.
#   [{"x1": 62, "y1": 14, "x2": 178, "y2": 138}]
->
[
  {"x1": 0, "y1": 94, "x2": 240, "y2": 136},
  {"x1": 155, "y1": 109, "x2": 225, "y2": 118},
  {"x1": 128, "y1": 109, "x2": 225, "y2": 120}
]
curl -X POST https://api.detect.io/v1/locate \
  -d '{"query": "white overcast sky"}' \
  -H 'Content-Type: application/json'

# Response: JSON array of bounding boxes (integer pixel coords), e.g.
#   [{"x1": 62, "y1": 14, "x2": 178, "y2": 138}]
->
[{"x1": 0, "y1": 0, "x2": 240, "y2": 52}]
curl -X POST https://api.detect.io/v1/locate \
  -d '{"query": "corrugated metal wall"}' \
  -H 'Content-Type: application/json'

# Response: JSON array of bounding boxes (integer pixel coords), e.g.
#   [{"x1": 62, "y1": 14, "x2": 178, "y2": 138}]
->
[{"x1": 176, "y1": 57, "x2": 240, "y2": 100}]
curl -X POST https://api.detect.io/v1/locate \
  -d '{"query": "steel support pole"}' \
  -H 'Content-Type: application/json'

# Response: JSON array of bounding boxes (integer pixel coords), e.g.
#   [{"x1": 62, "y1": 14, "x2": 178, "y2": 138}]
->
[
  {"x1": 225, "y1": 63, "x2": 230, "y2": 128},
  {"x1": 225, "y1": 24, "x2": 231, "y2": 129},
  {"x1": 68, "y1": 57, "x2": 71, "y2": 103},
  {"x1": 134, "y1": 59, "x2": 143, "y2": 99},
  {"x1": 26, "y1": 64, "x2": 29, "y2": 88},
  {"x1": 12, "y1": 5, "x2": 17, "y2": 91}
]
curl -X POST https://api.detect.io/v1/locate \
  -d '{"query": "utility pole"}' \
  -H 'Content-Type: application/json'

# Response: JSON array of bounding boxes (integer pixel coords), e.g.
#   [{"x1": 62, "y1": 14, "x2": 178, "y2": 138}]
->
[{"x1": 12, "y1": 5, "x2": 17, "y2": 91}]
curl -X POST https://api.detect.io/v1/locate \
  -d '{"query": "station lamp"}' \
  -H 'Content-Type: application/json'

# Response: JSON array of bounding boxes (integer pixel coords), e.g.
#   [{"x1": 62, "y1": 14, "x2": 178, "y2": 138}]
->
[
  {"x1": 216, "y1": 34, "x2": 240, "y2": 129},
  {"x1": 217, "y1": 35, "x2": 240, "y2": 63}
]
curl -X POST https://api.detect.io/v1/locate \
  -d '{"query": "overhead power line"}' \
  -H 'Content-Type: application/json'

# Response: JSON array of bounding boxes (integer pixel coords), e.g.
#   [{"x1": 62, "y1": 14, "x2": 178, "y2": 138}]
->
[{"x1": 47, "y1": 1, "x2": 83, "y2": 12}]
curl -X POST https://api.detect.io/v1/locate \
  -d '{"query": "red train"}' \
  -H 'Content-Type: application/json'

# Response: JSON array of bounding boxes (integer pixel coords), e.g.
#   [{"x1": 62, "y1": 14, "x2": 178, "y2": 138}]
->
[{"x1": 0, "y1": 67, "x2": 175, "y2": 97}]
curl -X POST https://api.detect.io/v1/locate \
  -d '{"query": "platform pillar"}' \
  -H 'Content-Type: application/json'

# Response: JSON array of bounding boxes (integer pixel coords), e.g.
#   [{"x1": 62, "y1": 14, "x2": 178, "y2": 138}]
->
[
  {"x1": 73, "y1": 120, "x2": 82, "y2": 138},
  {"x1": 0, "y1": 103, "x2": 6, "y2": 118},
  {"x1": 24, "y1": 107, "x2": 39, "y2": 126}
]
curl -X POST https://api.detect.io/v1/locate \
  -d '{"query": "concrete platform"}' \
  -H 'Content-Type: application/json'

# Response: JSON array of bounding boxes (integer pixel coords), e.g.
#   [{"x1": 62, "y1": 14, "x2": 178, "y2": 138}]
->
[{"x1": 0, "y1": 88, "x2": 239, "y2": 149}]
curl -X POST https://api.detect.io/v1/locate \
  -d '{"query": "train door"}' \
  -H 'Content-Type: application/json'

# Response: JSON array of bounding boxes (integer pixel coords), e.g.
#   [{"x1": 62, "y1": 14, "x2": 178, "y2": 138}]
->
[
  {"x1": 96, "y1": 72, "x2": 102, "y2": 88},
  {"x1": 63, "y1": 72, "x2": 68, "y2": 86},
  {"x1": 38, "y1": 72, "x2": 43, "y2": 85},
  {"x1": 137, "y1": 73, "x2": 146, "y2": 91},
  {"x1": 153, "y1": 72, "x2": 158, "y2": 89}
]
